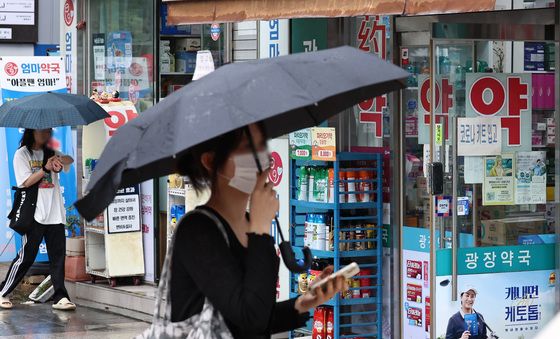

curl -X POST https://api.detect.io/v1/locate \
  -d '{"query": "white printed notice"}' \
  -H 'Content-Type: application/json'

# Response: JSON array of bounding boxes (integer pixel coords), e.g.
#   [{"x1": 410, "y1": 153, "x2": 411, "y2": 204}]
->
[
  {"x1": 515, "y1": 151, "x2": 547, "y2": 205},
  {"x1": 457, "y1": 117, "x2": 501, "y2": 156},
  {"x1": 107, "y1": 185, "x2": 141, "y2": 234}
]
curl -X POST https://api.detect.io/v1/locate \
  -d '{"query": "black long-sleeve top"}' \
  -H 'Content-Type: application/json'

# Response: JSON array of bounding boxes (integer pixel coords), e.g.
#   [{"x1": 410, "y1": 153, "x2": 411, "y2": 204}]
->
[
  {"x1": 446, "y1": 311, "x2": 488, "y2": 339},
  {"x1": 170, "y1": 206, "x2": 310, "y2": 338}
]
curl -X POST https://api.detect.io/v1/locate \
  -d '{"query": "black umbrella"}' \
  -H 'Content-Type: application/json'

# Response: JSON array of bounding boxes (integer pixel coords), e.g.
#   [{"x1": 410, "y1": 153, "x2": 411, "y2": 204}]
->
[
  {"x1": 0, "y1": 92, "x2": 110, "y2": 128},
  {"x1": 76, "y1": 46, "x2": 408, "y2": 272}
]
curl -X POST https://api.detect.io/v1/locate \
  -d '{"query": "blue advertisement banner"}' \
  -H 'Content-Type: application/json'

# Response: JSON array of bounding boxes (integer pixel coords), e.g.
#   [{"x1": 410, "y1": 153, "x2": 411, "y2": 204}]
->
[{"x1": 0, "y1": 56, "x2": 77, "y2": 262}]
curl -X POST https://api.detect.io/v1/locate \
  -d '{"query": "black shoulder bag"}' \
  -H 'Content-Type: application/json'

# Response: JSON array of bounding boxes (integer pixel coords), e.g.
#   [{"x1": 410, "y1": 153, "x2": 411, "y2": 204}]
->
[{"x1": 7, "y1": 148, "x2": 55, "y2": 235}]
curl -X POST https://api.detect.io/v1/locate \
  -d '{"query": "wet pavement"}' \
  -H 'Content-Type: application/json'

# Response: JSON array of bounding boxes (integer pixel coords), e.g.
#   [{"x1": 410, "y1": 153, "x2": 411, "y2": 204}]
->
[{"x1": 0, "y1": 302, "x2": 148, "y2": 338}]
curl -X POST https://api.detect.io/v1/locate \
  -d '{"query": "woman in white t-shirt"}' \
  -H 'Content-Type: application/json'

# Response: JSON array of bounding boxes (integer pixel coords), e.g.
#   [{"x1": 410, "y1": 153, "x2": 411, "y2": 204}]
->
[{"x1": 0, "y1": 129, "x2": 76, "y2": 310}]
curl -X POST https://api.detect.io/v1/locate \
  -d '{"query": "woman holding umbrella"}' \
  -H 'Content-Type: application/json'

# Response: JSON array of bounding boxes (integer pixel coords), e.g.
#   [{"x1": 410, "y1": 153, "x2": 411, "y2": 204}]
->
[
  {"x1": 0, "y1": 129, "x2": 76, "y2": 310},
  {"x1": 0, "y1": 91, "x2": 109, "y2": 310},
  {"x1": 170, "y1": 123, "x2": 346, "y2": 338}
]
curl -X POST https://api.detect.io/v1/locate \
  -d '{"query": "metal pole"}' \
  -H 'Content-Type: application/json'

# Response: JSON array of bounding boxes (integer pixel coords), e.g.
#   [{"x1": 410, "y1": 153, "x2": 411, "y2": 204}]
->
[
  {"x1": 451, "y1": 117, "x2": 458, "y2": 302},
  {"x1": 472, "y1": 184, "x2": 479, "y2": 246},
  {"x1": 429, "y1": 38, "x2": 436, "y2": 339}
]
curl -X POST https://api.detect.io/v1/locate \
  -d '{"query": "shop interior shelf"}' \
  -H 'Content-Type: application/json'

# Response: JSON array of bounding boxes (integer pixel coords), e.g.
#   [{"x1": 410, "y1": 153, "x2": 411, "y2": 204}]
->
[
  {"x1": 160, "y1": 72, "x2": 194, "y2": 76},
  {"x1": 293, "y1": 247, "x2": 380, "y2": 259},
  {"x1": 291, "y1": 200, "x2": 379, "y2": 211},
  {"x1": 85, "y1": 226, "x2": 105, "y2": 234},
  {"x1": 160, "y1": 34, "x2": 201, "y2": 38}
]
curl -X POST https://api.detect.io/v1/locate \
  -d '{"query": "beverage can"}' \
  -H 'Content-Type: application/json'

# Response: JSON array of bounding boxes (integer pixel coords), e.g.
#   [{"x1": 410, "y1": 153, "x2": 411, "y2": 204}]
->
[
  {"x1": 343, "y1": 279, "x2": 353, "y2": 299},
  {"x1": 339, "y1": 231, "x2": 346, "y2": 252},
  {"x1": 355, "y1": 228, "x2": 365, "y2": 251},
  {"x1": 352, "y1": 278, "x2": 361, "y2": 298},
  {"x1": 298, "y1": 273, "x2": 309, "y2": 294},
  {"x1": 366, "y1": 224, "x2": 375, "y2": 249},
  {"x1": 346, "y1": 229, "x2": 355, "y2": 251}
]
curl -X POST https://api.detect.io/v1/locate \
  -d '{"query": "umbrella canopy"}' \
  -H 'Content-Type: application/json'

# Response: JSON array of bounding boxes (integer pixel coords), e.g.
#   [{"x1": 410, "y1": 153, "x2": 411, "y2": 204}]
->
[
  {"x1": 0, "y1": 92, "x2": 110, "y2": 129},
  {"x1": 76, "y1": 46, "x2": 408, "y2": 220}
]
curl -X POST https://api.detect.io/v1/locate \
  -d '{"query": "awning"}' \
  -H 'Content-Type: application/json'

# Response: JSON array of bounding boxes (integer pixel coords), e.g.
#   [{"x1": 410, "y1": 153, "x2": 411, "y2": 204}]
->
[{"x1": 164, "y1": 0, "x2": 497, "y2": 25}]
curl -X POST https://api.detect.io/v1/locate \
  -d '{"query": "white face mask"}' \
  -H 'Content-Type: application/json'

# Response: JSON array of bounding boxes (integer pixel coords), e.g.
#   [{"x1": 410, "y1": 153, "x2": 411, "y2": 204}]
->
[{"x1": 223, "y1": 151, "x2": 270, "y2": 194}]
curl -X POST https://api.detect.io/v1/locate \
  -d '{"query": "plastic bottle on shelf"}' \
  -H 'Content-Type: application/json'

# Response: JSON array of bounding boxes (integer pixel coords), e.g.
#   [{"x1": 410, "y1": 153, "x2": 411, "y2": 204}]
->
[
  {"x1": 297, "y1": 166, "x2": 309, "y2": 201},
  {"x1": 359, "y1": 170, "x2": 371, "y2": 202},
  {"x1": 308, "y1": 167, "x2": 316, "y2": 202},
  {"x1": 327, "y1": 168, "x2": 335, "y2": 203},
  {"x1": 167, "y1": 47, "x2": 176, "y2": 73},
  {"x1": 314, "y1": 214, "x2": 327, "y2": 251}
]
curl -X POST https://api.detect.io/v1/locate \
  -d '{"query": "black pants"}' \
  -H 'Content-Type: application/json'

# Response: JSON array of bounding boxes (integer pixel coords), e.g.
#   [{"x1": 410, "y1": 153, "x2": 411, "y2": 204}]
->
[{"x1": 0, "y1": 221, "x2": 69, "y2": 303}]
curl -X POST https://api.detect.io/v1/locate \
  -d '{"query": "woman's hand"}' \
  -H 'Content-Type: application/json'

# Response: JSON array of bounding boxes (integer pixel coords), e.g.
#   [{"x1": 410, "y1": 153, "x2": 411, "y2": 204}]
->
[
  {"x1": 294, "y1": 266, "x2": 348, "y2": 314},
  {"x1": 461, "y1": 331, "x2": 471, "y2": 339},
  {"x1": 44, "y1": 156, "x2": 57, "y2": 171},
  {"x1": 249, "y1": 170, "x2": 278, "y2": 235}
]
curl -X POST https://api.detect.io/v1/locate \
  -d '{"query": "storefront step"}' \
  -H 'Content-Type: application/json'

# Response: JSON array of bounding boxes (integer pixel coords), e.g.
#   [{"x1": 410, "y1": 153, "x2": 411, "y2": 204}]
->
[{"x1": 66, "y1": 281, "x2": 155, "y2": 322}]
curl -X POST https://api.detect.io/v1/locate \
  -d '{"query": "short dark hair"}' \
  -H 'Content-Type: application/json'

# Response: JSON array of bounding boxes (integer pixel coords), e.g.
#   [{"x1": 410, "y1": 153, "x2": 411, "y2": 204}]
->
[{"x1": 176, "y1": 123, "x2": 266, "y2": 193}]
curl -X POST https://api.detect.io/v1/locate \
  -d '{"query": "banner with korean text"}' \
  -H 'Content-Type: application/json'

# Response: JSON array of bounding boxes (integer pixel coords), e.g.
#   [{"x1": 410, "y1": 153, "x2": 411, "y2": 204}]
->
[
  {"x1": 0, "y1": 56, "x2": 77, "y2": 262},
  {"x1": 436, "y1": 244, "x2": 556, "y2": 339}
]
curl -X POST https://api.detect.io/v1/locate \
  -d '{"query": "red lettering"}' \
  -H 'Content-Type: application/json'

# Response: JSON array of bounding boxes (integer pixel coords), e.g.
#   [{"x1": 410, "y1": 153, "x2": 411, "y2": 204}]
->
[
  {"x1": 125, "y1": 109, "x2": 138, "y2": 121},
  {"x1": 470, "y1": 77, "x2": 505, "y2": 116},
  {"x1": 420, "y1": 79, "x2": 440, "y2": 112},
  {"x1": 507, "y1": 77, "x2": 528, "y2": 117},
  {"x1": 501, "y1": 116, "x2": 521, "y2": 146},
  {"x1": 359, "y1": 111, "x2": 382, "y2": 137},
  {"x1": 358, "y1": 98, "x2": 373, "y2": 111},
  {"x1": 104, "y1": 111, "x2": 126, "y2": 136},
  {"x1": 441, "y1": 78, "x2": 453, "y2": 114}
]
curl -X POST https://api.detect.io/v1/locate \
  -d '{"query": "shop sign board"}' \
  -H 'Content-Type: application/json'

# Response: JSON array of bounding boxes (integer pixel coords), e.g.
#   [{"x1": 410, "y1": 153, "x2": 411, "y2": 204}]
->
[
  {"x1": 457, "y1": 117, "x2": 502, "y2": 156},
  {"x1": 355, "y1": 16, "x2": 388, "y2": 140},
  {"x1": 483, "y1": 154, "x2": 515, "y2": 206},
  {"x1": 107, "y1": 185, "x2": 141, "y2": 234},
  {"x1": 417, "y1": 75, "x2": 455, "y2": 145},
  {"x1": 435, "y1": 244, "x2": 556, "y2": 339},
  {"x1": 60, "y1": 0, "x2": 77, "y2": 93},
  {"x1": 435, "y1": 196, "x2": 452, "y2": 217},
  {"x1": 466, "y1": 73, "x2": 532, "y2": 152},
  {"x1": 258, "y1": 19, "x2": 289, "y2": 59},
  {"x1": 0, "y1": 56, "x2": 76, "y2": 261},
  {"x1": 291, "y1": 18, "x2": 327, "y2": 53},
  {"x1": 311, "y1": 127, "x2": 336, "y2": 161},
  {"x1": 0, "y1": 0, "x2": 37, "y2": 43},
  {"x1": 515, "y1": 151, "x2": 547, "y2": 205},
  {"x1": 210, "y1": 23, "x2": 220, "y2": 41},
  {"x1": 288, "y1": 128, "x2": 312, "y2": 160}
]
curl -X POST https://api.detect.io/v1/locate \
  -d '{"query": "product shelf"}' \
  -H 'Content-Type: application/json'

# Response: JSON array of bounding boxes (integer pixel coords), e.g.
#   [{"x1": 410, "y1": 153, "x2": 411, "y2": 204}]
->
[{"x1": 289, "y1": 152, "x2": 383, "y2": 339}]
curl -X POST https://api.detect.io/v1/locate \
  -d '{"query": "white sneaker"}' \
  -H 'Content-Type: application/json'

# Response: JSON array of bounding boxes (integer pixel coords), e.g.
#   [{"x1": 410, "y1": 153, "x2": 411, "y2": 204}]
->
[
  {"x1": 52, "y1": 297, "x2": 76, "y2": 311},
  {"x1": 0, "y1": 296, "x2": 12, "y2": 309}
]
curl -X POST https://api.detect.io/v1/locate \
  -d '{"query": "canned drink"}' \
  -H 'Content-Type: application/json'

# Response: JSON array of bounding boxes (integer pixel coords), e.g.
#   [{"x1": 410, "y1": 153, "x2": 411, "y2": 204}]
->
[
  {"x1": 338, "y1": 171, "x2": 347, "y2": 203},
  {"x1": 328, "y1": 168, "x2": 335, "y2": 203},
  {"x1": 346, "y1": 230, "x2": 355, "y2": 251},
  {"x1": 358, "y1": 269, "x2": 372, "y2": 298},
  {"x1": 358, "y1": 170, "x2": 371, "y2": 202},
  {"x1": 343, "y1": 279, "x2": 353, "y2": 299},
  {"x1": 298, "y1": 273, "x2": 308, "y2": 294},
  {"x1": 355, "y1": 229, "x2": 365, "y2": 251},
  {"x1": 352, "y1": 278, "x2": 361, "y2": 298},
  {"x1": 366, "y1": 224, "x2": 375, "y2": 249},
  {"x1": 339, "y1": 231, "x2": 346, "y2": 251},
  {"x1": 346, "y1": 171, "x2": 358, "y2": 203}
]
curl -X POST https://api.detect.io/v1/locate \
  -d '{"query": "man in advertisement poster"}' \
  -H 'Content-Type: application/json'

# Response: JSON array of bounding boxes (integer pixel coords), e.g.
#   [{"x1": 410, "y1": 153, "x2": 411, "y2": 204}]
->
[{"x1": 446, "y1": 287, "x2": 489, "y2": 339}]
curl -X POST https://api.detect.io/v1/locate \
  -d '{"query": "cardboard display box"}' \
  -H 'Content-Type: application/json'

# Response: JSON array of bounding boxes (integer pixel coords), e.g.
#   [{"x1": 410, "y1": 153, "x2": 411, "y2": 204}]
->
[{"x1": 481, "y1": 217, "x2": 546, "y2": 246}]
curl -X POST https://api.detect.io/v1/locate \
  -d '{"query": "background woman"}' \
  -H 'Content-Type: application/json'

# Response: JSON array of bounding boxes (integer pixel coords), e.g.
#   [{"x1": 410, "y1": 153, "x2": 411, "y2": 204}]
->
[
  {"x1": 0, "y1": 129, "x2": 75, "y2": 311},
  {"x1": 171, "y1": 123, "x2": 347, "y2": 338},
  {"x1": 446, "y1": 287, "x2": 488, "y2": 339}
]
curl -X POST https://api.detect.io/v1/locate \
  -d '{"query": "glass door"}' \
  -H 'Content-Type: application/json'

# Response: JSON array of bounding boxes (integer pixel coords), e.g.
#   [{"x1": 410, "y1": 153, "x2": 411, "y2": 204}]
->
[{"x1": 431, "y1": 37, "x2": 558, "y2": 339}]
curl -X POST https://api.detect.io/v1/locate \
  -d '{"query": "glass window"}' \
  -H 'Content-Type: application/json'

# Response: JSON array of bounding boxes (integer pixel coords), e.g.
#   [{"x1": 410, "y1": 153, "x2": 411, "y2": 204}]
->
[{"x1": 89, "y1": 0, "x2": 156, "y2": 113}]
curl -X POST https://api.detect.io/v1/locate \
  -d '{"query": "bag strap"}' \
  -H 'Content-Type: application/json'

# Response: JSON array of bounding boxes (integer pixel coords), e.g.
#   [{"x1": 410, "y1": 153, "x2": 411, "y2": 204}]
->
[{"x1": 152, "y1": 208, "x2": 230, "y2": 324}]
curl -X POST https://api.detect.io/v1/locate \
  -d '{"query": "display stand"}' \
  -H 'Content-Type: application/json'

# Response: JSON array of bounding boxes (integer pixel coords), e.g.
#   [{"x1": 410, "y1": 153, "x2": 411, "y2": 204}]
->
[
  {"x1": 82, "y1": 105, "x2": 145, "y2": 287},
  {"x1": 289, "y1": 152, "x2": 383, "y2": 339}
]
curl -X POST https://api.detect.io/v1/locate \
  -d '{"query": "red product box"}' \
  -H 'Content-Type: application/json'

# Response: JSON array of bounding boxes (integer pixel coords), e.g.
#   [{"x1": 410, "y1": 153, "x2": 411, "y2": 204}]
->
[
  {"x1": 425, "y1": 297, "x2": 431, "y2": 333},
  {"x1": 407, "y1": 306, "x2": 423, "y2": 327},
  {"x1": 406, "y1": 283, "x2": 423, "y2": 303},
  {"x1": 406, "y1": 260, "x2": 423, "y2": 279},
  {"x1": 313, "y1": 307, "x2": 326, "y2": 339}
]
